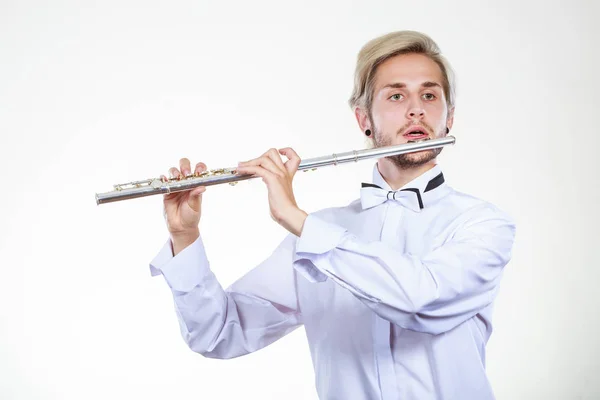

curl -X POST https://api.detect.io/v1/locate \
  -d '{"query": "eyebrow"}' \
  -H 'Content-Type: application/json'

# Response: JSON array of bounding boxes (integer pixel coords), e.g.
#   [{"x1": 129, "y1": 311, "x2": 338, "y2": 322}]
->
[{"x1": 382, "y1": 81, "x2": 442, "y2": 90}]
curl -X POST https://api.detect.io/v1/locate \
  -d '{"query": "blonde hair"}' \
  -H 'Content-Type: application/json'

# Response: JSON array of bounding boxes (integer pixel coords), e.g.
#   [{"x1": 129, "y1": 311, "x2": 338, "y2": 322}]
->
[{"x1": 348, "y1": 30, "x2": 456, "y2": 112}]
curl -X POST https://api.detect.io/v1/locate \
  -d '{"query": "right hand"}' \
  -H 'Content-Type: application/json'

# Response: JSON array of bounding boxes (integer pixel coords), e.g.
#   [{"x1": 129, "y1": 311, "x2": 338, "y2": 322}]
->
[{"x1": 160, "y1": 158, "x2": 208, "y2": 239}]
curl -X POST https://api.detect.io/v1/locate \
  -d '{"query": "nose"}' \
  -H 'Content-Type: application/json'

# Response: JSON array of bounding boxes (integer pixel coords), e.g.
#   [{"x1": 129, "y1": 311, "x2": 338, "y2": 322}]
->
[{"x1": 406, "y1": 101, "x2": 425, "y2": 120}]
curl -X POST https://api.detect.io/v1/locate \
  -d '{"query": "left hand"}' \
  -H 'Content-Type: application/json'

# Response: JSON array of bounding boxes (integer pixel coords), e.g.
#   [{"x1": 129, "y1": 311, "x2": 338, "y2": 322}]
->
[{"x1": 236, "y1": 147, "x2": 308, "y2": 236}]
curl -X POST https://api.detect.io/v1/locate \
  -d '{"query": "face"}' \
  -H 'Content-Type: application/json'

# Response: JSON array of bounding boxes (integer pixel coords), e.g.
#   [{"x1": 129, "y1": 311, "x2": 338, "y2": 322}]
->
[{"x1": 356, "y1": 53, "x2": 454, "y2": 169}]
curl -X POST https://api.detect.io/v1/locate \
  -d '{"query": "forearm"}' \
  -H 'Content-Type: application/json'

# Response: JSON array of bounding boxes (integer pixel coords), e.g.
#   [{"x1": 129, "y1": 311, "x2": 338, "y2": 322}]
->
[
  {"x1": 175, "y1": 278, "x2": 301, "y2": 359},
  {"x1": 150, "y1": 233, "x2": 302, "y2": 358},
  {"x1": 293, "y1": 213, "x2": 515, "y2": 334}
]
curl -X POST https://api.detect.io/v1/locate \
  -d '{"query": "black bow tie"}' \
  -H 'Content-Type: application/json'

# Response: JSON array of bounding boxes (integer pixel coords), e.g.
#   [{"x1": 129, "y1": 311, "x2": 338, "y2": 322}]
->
[{"x1": 360, "y1": 172, "x2": 445, "y2": 211}]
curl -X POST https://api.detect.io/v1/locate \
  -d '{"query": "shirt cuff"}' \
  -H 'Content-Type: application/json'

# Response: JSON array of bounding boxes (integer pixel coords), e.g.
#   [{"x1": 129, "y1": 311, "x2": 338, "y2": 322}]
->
[
  {"x1": 149, "y1": 235, "x2": 211, "y2": 292},
  {"x1": 292, "y1": 214, "x2": 348, "y2": 283}
]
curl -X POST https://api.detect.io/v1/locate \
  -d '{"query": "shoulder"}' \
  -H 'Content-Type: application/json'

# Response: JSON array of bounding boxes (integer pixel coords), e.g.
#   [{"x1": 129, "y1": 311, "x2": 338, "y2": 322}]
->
[{"x1": 441, "y1": 187, "x2": 517, "y2": 244}]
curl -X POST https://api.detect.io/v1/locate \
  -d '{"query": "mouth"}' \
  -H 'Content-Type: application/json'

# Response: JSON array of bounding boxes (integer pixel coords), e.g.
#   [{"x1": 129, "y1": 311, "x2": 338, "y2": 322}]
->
[{"x1": 402, "y1": 127, "x2": 430, "y2": 143}]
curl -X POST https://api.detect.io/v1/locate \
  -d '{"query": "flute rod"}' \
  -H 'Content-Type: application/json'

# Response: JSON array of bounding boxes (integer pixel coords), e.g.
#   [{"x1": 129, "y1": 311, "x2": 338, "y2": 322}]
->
[{"x1": 95, "y1": 135, "x2": 455, "y2": 205}]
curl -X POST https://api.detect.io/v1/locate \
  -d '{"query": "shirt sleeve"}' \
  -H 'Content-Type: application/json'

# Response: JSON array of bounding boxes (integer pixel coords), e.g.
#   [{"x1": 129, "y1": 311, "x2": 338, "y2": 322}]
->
[
  {"x1": 149, "y1": 233, "x2": 303, "y2": 359},
  {"x1": 292, "y1": 207, "x2": 516, "y2": 335}
]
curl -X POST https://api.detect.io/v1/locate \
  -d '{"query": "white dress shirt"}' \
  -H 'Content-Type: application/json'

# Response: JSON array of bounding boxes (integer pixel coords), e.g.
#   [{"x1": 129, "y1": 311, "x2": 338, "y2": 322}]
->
[{"x1": 149, "y1": 162, "x2": 516, "y2": 400}]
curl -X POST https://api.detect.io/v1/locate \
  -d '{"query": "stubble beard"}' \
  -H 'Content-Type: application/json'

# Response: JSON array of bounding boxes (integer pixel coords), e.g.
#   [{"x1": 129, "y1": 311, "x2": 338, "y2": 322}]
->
[{"x1": 372, "y1": 125, "x2": 445, "y2": 169}]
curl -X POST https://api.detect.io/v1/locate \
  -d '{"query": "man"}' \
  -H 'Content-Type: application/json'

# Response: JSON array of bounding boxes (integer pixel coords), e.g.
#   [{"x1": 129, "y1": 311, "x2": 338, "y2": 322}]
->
[{"x1": 150, "y1": 30, "x2": 516, "y2": 399}]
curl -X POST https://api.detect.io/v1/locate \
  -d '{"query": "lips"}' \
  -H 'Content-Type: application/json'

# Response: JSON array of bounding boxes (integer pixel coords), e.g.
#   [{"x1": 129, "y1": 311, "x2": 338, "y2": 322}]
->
[{"x1": 402, "y1": 126, "x2": 429, "y2": 139}]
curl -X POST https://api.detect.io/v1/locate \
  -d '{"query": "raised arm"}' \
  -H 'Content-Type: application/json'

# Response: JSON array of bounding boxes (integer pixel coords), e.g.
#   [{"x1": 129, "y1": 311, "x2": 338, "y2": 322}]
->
[
  {"x1": 150, "y1": 232, "x2": 302, "y2": 359},
  {"x1": 292, "y1": 205, "x2": 516, "y2": 335},
  {"x1": 150, "y1": 157, "x2": 302, "y2": 359}
]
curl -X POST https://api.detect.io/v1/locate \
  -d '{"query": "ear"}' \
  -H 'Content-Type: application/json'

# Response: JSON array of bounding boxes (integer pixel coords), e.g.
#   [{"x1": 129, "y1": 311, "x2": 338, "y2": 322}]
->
[
  {"x1": 446, "y1": 106, "x2": 455, "y2": 131},
  {"x1": 354, "y1": 107, "x2": 371, "y2": 132}
]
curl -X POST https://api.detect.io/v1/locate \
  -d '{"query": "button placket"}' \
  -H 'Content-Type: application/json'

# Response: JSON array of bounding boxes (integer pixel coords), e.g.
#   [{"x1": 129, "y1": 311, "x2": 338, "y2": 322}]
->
[{"x1": 373, "y1": 203, "x2": 401, "y2": 399}]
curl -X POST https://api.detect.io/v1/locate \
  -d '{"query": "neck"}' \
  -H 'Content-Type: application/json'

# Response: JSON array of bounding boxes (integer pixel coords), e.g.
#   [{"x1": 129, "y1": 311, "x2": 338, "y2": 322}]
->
[{"x1": 377, "y1": 159, "x2": 437, "y2": 190}]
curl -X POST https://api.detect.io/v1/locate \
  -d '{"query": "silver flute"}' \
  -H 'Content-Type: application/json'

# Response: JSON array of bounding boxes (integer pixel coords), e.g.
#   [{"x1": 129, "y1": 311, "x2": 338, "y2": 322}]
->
[{"x1": 95, "y1": 135, "x2": 456, "y2": 205}]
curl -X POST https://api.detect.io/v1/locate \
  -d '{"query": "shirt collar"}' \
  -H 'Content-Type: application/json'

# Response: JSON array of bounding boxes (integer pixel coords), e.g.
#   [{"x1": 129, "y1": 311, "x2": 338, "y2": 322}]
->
[{"x1": 367, "y1": 162, "x2": 449, "y2": 210}]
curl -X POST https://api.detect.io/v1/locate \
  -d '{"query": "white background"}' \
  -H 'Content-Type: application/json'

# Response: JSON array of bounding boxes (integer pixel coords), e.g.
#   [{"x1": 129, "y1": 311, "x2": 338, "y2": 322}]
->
[{"x1": 1, "y1": 0, "x2": 599, "y2": 399}]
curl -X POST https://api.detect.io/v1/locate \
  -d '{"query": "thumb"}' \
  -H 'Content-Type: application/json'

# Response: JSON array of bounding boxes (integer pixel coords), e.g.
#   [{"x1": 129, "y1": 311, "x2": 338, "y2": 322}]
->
[
  {"x1": 280, "y1": 148, "x2": 301, "y2": 177},
  {"x1": 187, "y1": 186, "x2": 206, "y2": 211},
  {"x1": 287, "y1": 157, "x2": 301, "y2": 178}
]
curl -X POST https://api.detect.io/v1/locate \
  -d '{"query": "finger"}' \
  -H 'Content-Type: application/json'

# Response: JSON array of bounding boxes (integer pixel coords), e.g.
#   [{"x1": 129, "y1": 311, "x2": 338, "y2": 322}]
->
[
  {"x1": 190, "y1": 186, "x2": 206, "y2": 196},
  {"x1": 235, "y1": 165, "x2": 273, "y2": 182},
  {"x1": 238, "y1": 155, "x2": 284, "y2": 177},
  {"x1": 168, "y1": 167, "x2": 182, "y2": 179},
  {"x1": 265, "y1": 148, "x2": 286, "y2": 171},
  {"x1": 238, "y1": 153, "x2": 265, "y2": 167},
  {"x1": 280, "y1": 147, "x2": 300, "y2": 161},
  {"x1": 279, "y1": 148, "x2": 301, "y2": 176},
  {"x1": 179, "y1": 158, "x2": 192, "y2": 176},
  {"x1": 259, "y1": 155, "x2": 285, "y2": 176},
  {"x1": 239, "y1": 148, "x2": 283, "y2": 169},
  {"x1": 194, "y1": 162, "x2": 207, "y2": 175}
]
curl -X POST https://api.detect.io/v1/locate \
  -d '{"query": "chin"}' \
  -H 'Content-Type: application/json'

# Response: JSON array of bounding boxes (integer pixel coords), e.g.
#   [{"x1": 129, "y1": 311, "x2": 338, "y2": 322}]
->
[{"x1": 387, "y1": 149, "x2": 440, "y2": 169}]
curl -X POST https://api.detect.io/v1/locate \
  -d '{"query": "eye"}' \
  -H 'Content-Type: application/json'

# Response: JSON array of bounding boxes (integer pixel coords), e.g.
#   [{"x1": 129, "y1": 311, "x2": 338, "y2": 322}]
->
[
  {"x1": 422, "y1": 93, "x2": 436, "y2": 101},
  {"x1": 389, "y1": 93, "x2": 403, "y2": 101}
]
